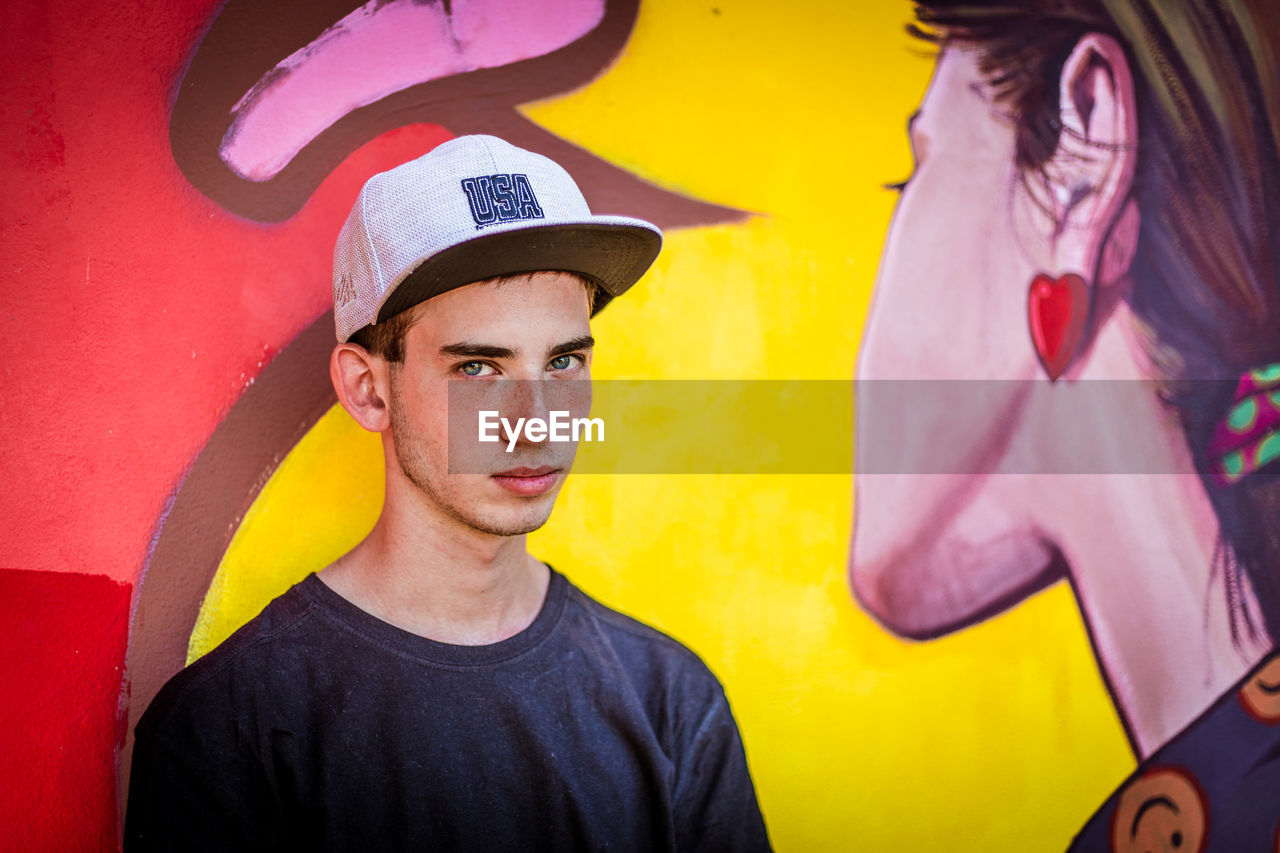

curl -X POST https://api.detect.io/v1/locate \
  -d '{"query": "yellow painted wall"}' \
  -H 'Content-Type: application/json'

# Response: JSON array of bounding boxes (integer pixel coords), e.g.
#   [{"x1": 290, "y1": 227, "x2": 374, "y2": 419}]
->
[{"x1": 190, "y1": 1, "x2": 1135, "y2": 848}]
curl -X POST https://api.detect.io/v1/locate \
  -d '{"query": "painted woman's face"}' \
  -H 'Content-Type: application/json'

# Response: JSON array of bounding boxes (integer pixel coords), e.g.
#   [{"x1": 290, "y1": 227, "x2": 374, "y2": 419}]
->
[
  {"x1": 850, "y1": 38, "x2": 1275, "y2": 754},
  {"x1": 849, "y1": 47, "x2": 1063, "y2": 635},
  {"x1": 861, "y1": 46, "x2": 1054, "y2": 384}
]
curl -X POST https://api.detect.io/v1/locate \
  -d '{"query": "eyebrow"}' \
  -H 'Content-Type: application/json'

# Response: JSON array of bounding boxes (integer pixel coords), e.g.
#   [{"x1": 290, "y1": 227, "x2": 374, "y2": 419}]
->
[
  {"x1": 906, "y1": 110, "x2": 921, "y2": 137},
  {"x1": 439, "y1": 342, "x2": 515, "y2": 359},
  {"x1": 438, "y1": 335, "x2": 595, "y2": 361},
  {"x1": 548, "y1": 335, "x2": 595, "y2": 358}
]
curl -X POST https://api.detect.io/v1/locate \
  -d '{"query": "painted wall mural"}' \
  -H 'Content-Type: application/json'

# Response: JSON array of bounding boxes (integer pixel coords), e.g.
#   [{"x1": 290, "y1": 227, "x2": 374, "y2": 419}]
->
[
  {"x1": 848, "y1": 3, "x2": 1280, "y2": 850},
  {"x1": 4, "y1": 0, "x2": 1276, "y2": 849}
]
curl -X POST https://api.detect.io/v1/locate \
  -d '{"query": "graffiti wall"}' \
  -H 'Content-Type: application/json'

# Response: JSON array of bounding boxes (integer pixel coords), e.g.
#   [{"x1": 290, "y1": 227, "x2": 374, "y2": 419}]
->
[{"x1": 5, "y1": 0, "x2": 1276, "y2": 849}]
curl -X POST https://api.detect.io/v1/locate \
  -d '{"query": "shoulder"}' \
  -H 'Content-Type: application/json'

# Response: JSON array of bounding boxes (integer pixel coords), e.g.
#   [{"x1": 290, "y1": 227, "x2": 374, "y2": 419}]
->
[
  {"x1": 558, "y1": 578, "x2": 731, "y2": 722},
  {"x1": 568, "y1": 582, "x2": 719, "y2": 673},
  {"x1": 135, "y1": 578, "x2": 320, "y2": 744},
  {"x1": 554, "y1": 582, "x2": 770, "y2": 847}
]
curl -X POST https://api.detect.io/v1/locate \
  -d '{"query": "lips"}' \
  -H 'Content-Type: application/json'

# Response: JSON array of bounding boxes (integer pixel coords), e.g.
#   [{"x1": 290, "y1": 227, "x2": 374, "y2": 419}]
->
[{"x1": 491, "y1": 466, "x2": 561, "y2": 496}]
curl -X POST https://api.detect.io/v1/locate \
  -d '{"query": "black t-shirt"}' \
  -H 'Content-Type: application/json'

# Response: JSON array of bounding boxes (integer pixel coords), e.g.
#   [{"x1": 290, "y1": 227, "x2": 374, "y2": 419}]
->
[{"x1": 125, "y1": 568, "x2": 770, "y2": 851}]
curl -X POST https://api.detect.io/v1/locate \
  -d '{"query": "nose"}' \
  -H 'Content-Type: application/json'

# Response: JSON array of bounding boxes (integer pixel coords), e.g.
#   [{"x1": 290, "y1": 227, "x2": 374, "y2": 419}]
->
[{"x1": 500, "y1": 378, "x2": 551, "y2": 430}]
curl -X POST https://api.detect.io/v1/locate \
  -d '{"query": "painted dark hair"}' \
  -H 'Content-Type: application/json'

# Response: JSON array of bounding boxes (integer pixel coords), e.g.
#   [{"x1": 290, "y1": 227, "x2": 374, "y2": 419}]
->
[{"x1": 911, "y1": 0, "x2": 1280, "y2": 638}]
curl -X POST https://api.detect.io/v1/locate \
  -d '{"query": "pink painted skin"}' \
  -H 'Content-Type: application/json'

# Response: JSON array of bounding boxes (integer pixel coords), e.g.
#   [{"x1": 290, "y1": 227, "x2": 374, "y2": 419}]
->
[
  {"x1": 491, "y1": 467, "x2": 562, "y2": 497},
  {"x1": 220, "y1": 0, "x2": 605, "y2": 181},
  {"x1": 850, "y1": 43, "x2": 1272, "y2": 757}
]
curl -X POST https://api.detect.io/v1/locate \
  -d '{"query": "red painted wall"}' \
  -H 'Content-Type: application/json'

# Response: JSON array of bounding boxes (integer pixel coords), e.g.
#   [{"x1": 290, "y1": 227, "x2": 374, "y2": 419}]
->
[
  {"x1": 0, "y1": 571, "x2": 130, "y2": 850},
  {"x1": 2, "y1": 1, "x2": 467, "y2": 845}
]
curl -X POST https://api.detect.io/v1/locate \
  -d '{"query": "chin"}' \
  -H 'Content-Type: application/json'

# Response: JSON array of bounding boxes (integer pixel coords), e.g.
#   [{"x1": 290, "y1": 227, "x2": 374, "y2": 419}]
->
[
  {"x1": 850, "y1": 518, "x2": 1060, "y2": 641},
  {"x1": 849, "y1": 549, "x2": 941, "y2": 640},
  {"x1": 456, "y1": 493, "x2": 560, "y2": 538}
]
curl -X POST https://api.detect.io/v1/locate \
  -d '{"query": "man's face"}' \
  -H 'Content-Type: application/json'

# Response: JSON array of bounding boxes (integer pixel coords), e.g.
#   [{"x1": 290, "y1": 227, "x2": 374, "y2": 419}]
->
[{"x1": 385, "y1": 271, "x2": 594, "y2": 537}]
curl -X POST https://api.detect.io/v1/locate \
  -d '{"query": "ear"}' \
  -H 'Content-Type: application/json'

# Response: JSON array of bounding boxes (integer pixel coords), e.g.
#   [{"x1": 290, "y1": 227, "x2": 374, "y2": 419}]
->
[
  {"x1": 1047, "y1": 33, "x2": 1140, "y2": 286},
  {"x1": 330, "y1": 343, "x2": 391, "y2": 432}
]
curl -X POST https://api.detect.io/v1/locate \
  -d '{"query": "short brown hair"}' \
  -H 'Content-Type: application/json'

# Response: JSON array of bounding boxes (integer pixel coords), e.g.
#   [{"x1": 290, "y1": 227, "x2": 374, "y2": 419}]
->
[{"x1": 349, "y1": 272, "x2": 602, "y2": 362}]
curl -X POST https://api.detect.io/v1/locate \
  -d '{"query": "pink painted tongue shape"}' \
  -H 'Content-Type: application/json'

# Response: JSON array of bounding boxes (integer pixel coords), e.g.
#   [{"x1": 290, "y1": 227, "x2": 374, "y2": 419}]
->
[{"x1": 220, "y1": 0, "x2": 605, "y2": 182}]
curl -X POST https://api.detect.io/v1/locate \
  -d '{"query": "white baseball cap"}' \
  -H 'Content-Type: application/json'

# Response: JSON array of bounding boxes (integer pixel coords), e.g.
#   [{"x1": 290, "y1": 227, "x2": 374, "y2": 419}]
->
[{"x1": 331, "y1": 134, "x2": 663, "y2": 342}]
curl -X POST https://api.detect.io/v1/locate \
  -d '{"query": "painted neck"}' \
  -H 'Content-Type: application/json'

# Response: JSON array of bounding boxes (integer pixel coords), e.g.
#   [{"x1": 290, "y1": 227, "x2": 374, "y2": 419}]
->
[
  {"x1": 1056, "y1": 470, "x2": 1270, "y2": 756},
  {"x1": 1048, "y1": 306, "x2": 1272, "y2": 756}
]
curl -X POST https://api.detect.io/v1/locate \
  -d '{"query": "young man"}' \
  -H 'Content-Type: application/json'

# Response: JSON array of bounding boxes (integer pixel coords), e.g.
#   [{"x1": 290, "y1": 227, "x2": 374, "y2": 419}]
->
[{"x1": 125, "y1": 135, "x2": 770, "y2": 851}]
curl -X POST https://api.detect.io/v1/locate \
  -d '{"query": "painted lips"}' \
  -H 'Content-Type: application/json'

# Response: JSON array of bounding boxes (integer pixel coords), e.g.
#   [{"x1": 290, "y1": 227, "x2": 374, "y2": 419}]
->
[{"x1": 491, "y1": 466, "x2": 561, "y2": 496}]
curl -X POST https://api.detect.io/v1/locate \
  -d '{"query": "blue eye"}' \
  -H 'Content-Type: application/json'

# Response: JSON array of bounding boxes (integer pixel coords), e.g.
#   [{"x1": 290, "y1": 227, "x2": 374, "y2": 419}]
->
[
  {"x1": 550, "y1": 355, "x2": 577, "y2": 371},
  {"x1": 459, "y1": 362, "x2": 487, "y2": 376}
]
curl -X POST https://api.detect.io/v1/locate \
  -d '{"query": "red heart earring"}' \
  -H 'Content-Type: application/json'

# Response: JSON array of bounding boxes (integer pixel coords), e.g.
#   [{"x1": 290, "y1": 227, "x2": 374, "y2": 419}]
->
[{"x1": 1026, "y1": 273, "x2": 1089, "y2": 381}]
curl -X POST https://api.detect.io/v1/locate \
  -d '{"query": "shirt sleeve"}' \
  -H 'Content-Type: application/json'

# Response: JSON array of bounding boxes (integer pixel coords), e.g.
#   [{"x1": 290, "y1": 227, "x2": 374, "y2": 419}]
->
[
  {"x1": 124, "y1": 722, "x2": 274, "y2": 852},
  {"x1": 672, "y1": 685, "x2": 772, "y2": 852}
]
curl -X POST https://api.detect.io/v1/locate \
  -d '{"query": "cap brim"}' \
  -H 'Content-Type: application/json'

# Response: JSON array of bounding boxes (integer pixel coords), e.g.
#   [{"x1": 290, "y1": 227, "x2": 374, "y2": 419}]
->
[{"x1": 377, "y1": 217, "x2": 662, "y2": 324}]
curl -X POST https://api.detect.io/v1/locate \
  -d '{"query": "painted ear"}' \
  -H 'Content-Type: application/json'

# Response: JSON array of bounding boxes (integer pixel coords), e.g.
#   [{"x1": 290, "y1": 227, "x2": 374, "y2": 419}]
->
[
  {"x1": 1050, "y1": 33, "x2": 1140, "y2": 286},
  {"x1": 330, "y1": 343, "x2": 391, "y2": 433}
]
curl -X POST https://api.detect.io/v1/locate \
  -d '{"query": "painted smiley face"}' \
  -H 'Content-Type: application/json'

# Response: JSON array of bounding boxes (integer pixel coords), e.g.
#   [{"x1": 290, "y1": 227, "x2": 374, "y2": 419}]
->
[
  {"x1": 1110, "y1": 767, "x2": 1208, "y2": 853},
  {"x1": 1239, "y1": 653, "x2": 1280, "y2": 724}
]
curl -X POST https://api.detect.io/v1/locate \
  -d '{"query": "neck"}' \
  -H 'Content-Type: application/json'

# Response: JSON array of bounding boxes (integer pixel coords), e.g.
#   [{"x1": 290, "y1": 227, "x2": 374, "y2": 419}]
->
[
  {"x1": 1054, "y1": 471, "x2": 1270, "y2": 756},
  {"x1": 1050, "y1": 304, "x2": 1272, "y2": 756},
  {"x1": 320, "y1": 467, "x2": 550, "y2": 646}
]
